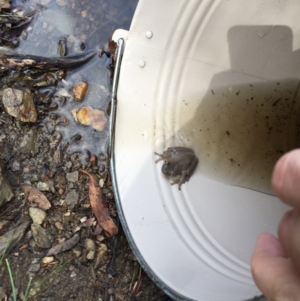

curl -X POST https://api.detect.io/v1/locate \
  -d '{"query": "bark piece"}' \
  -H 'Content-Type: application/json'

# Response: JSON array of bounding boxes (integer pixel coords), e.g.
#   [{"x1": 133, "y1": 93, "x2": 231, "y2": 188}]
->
[{"x1": 46, "y1": 233, "x2": 80, "y2": 256}]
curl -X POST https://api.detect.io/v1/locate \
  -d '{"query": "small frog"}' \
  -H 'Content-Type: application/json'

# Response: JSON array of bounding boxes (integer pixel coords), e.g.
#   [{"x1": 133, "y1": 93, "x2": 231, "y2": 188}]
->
[{"x1": 154, "y1": 147, "x2": 198, "y2": 190}]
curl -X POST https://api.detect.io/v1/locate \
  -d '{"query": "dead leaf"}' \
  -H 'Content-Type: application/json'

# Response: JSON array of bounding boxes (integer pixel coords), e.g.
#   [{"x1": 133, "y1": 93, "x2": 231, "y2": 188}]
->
[
  {"x1": 46, "y1": 233, "x2": 80, "y2": 256},
  {"x1": 22, "y1": 184, "x2": 51, "y2": 210},
  {"x1": 108, "y1": 39, "x2": 117, "y2": 60},
  {"x1": 79, "y1": 169, "x2": 118, "y2": 237}
]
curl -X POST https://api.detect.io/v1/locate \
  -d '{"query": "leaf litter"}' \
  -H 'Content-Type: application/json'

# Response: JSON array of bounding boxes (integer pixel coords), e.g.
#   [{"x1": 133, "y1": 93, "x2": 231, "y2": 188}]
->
[{"x1": 79, "y1": 169, "x2": 118, "y2": 237}]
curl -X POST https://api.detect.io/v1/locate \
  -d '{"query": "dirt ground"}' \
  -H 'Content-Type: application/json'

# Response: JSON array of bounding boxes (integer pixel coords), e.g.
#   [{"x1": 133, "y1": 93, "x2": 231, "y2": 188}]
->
[{"x1": 0, "y1": 0, "x2": 173, "y2": 300}]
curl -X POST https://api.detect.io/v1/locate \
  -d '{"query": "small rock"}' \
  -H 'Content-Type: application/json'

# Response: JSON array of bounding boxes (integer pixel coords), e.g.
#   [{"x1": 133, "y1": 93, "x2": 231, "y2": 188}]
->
[
  {"x1": 12, "y1": 160, "x2": 20, "y2": 172},
  {"x1": 2, "y1": 88, "x2": 37, "y2": 122},
  {"x1": 56, "y1": 175, "x2": 67, "y2": 189},
  {"x1": 55, "y1": 221, "x2": 64, "y2": 231},
  {"x1": 28, "y1": 262, "x2": 40, "y2": 273},
  {"x1": 66, "y1": 171, "x2": 79, "y2": 183},
  {"x1": 65, "y1": 161, "x2": 72, "y2": 169},
  {"x1": 20, "y1": 129, "x2": 38, "y2": 154},
  {"x1": 31, "y1": 223, "x2": 52, "y2": 249},
  {"x1": 70, "y1": 271, "x2": 76, "y2": 278},
  {"x1": 95, "y1": 243, "x2": 108, "y2": 268},
  {"x1": 41, "y1": 256, "x2": 54, "y2": 264},
  {"x1": 72, "y1": 249, "x2": 81, "y2": 257},
  {"x1": 0, "y1": 160, "x2": 14, "y2": 208},
  {"x1": 73, "y1": 82, "x2": 88, "y2": 101},
  {"x1": 65, "y1": 190, "x2": 78, "y2": 209},
  {"x1": 85, "y1": 238, "x2": 96, "y2": 251},
  {"x1": 29, "y1": 207, "x2": 46, "y2": 224},
  {"x1": 99, "y1": 178, "x2": 104, "y2": 188},
  {"x1": 72, "y1": 106, "x2": 107, "y2": 131},
  {"x1": 86, "y1": 250, "x2": 95, "y2": 260},
  {"x1": 37, "y1": 181, "x2": 50, "y2": 191},
  {"x1": 58, "y1": 188, "x2": 64, "y2": 195},
  {"x1": 30, "y1": 174, "x2": 39, "y2": 182}
]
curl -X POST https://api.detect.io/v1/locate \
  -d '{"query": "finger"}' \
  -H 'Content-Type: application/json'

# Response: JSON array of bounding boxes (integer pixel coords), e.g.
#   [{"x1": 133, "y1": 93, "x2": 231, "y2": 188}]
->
[
  {"x1": 278, "y1": 209, "x2": 300, "y2": 272},
  {"x1": 251, "y1": 233, "x2": 300, "y2": 301},
  {"x1": 272, "y1": 149, "x2": 300, "y2": 210}
]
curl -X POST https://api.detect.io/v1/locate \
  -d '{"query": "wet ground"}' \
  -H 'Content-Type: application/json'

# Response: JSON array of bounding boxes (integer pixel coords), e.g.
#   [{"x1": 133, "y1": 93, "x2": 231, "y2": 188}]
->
[{"x1": 0, "y1": 0, "x2": 172, "y2": 300}]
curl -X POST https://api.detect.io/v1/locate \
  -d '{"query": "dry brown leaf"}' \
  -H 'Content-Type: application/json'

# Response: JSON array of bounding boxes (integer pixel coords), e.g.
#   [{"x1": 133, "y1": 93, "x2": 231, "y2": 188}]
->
[
  {"x1": 108, "y1": 39, "x2": 117, "y2": 60},
  {"x1": 22, "y1": 184, "x2": 51, "y2": 210},
  {"x1": 46, "y1": 233, "x2": 80, "y2": 256},
  {"x1": 79, "y1": 169, "x2": 118, "y2": 237}
]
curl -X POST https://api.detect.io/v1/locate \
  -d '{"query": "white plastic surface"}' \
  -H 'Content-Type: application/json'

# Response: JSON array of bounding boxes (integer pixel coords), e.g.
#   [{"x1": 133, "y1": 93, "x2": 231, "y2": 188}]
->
[{"x1": 113, "y1": 1, "x2": 300, "y2": 300}]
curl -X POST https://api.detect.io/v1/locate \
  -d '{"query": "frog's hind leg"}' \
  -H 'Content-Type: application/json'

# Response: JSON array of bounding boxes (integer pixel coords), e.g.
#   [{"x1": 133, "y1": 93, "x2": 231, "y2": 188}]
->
[
  {"x1": 170, "y1": 173, "x2": 187, "y2": 190},
  {"x1": 186, "y1": 157, "x2": 199, "y2": 180}
]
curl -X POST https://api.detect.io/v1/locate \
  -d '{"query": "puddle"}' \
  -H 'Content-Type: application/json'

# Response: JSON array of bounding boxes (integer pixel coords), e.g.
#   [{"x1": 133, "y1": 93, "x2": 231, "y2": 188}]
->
[{"x1": 9, "y1": 0, "x2": 138, "y2": 164}]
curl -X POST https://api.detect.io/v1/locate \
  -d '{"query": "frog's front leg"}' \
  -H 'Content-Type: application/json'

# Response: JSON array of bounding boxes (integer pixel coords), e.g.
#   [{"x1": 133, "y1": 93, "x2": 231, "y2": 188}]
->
[{"x1": 154, "y1": 151, "x2": 170, "y2": 163}]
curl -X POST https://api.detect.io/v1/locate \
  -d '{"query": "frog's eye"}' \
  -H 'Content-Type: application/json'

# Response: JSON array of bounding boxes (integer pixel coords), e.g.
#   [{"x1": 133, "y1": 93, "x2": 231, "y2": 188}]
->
[{"x1": 170, "y1": 172, "x2": 175, "y2": 176}]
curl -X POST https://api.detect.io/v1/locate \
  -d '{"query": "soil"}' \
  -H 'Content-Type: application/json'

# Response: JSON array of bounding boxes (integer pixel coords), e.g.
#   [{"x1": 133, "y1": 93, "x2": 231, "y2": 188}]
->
[{"x1": 0, "y1": 0, "x2": 173, "y2": 300}]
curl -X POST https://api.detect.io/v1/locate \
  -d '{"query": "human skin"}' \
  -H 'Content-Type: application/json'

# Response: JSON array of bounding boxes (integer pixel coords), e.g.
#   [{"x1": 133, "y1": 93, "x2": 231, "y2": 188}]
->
[{"x1": 251, "y1": 149, "x2": 300, "y2": 301}]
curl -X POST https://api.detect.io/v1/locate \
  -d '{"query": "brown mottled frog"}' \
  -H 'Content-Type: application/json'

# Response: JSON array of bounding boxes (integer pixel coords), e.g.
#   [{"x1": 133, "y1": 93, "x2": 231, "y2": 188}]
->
[{"x1": 155, "y1": 147, "x2": 198, "y2": 190}]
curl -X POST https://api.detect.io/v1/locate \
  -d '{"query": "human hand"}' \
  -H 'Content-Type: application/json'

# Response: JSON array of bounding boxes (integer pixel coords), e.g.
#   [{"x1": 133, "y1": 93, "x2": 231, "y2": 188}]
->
[{"x1": 251, "y1": 149, "x2": 300, "y2": 300}]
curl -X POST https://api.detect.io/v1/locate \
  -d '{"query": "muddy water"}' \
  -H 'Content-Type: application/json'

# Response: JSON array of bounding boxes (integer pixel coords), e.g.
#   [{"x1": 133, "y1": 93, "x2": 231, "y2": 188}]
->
[
  {"x1": 13, "y1": 0, "x2": 138, "y2": 162},
  {"x1": 180, "y1": 79, "x2": 300, "y2": 195}
]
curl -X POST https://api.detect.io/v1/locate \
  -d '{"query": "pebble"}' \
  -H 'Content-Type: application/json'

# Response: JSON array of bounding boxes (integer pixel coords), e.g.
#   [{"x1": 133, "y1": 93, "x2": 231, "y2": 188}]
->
[
  {"x1": 99, "y1": 178, "x2": 104, "y2": 188},
  {"x1": 37, "y1": 181, "x2": 50, "y2": 191},
  {"x1": 31, "y1": 223, "x2": 52, "y2": 249},
  {"x1": 55, "y1": 221, "x2": 64, "y2": 231},
  {"x1": 12, "y1": 161, "x2": 20, "y2": 172},
  {"x1": 56, "y1": 175, "x2": 67, "y2": 188},
  {"x1": 65, "y1": 161, "x2": 72, "y2": 169},
  {"x1": 85, "y1": 238, "x2": 96, "y2": 251},
  {"x1": 58, "y1": 188, "x2": 64, "y2": 195},
  {"x1": 28, "y1": 262, "x2": 40, "y2": 273},
  {"x1": 66, "y1": 171, "x2": 79, "y2": 183},
  {"x1": 29, "y1": 207, "x2": 46, "y2": 224},
  {"x1": 73, "y1": 82, "x2": 88, "y2": 101},
  {"x1": 72, "y1": 106, "x2": 107, "y2": 131},
  {"x1": 72, "y1": 249, "x2": 81, "y2": 257},
  {"x1": 86, "y1": 250, "x2": 95, "y2": 260},
  {"x1": 20, "y1": 129, "x2": 38, "y2": 154},
  {"x1": 30, "y1": 174, "x2": 39, "y2": 182},
  {"x1": 2, "y1": 88, "x2": 37, "y2": 123},
  {"x1": 95, "y1": 243, "x2": 107, "y2": 267},
  {"x1": 41, "y1": 256, "x2": 55, "y2": 264},
  {"x1": 65, "y1": 190, "x2": 79, "y2": 209}
]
